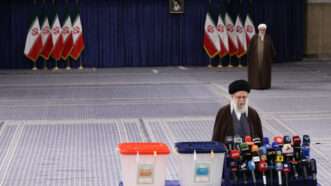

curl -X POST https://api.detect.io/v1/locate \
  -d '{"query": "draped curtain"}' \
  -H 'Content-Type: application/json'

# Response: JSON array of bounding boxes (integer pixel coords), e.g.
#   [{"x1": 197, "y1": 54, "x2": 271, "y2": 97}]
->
[{"x1": 0, "y1": 0, "x2": 305, "y2": 69}]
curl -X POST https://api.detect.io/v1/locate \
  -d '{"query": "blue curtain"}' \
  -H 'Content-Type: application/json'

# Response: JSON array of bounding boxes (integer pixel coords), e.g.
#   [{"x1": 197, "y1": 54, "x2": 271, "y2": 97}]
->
[{"x1": 0, "y1": 0, "x2": 305, "y2": 69}]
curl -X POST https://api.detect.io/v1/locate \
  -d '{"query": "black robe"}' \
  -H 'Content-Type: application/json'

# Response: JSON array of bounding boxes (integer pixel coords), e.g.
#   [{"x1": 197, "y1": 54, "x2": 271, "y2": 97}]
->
[
  {"x1": 247, "y1": 34, "x2": 276, "y2": 89},
  {"x1": 212, "y1": 104, "x2": 263, "y2": 143}
]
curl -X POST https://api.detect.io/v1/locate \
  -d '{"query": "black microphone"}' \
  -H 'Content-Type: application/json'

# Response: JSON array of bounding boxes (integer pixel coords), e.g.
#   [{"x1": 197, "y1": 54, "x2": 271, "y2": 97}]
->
[
  {"x1": 291, "y1": 135, "x2": 301, "y2": 179},
  {"x1": 310, "y1": 158, "x2": 317, "y2": 180},
  {"x1": 283, "y1": 135, "x2": 291, "y2": 144},
  {"x1": 240, "y1": 161, "x2": 248, "y2": 185},
  {"x1": 240, "y1": 143, "x2": 250, "y2": 185},
  {"x1": 253, "y1": 137, "x2": 262, "y2": 147},
  {"x1": 266, "y1": 144, "x2": 276, "y2": 185},
  {"x1": 240, "y1": 143, "x2": 251, "y2": 160},
  {"x1": 283, "y1": 163, "x2": 291, "y2": 186},
  {"x1": 292, "y1": 135, "x2": 301, "y2": 161},
  {"x1": 268, "y1": 159, "x2": 275, "y2": 186},
  {"x1": 301, "y1": 145, "x2": 310, "y2": 180},
  {"x1": 230, "y1": 149, "x2": 240, "y2": 183},
  {"x1": 302, "y1": 135, "x2": 310, "y2": 146}
]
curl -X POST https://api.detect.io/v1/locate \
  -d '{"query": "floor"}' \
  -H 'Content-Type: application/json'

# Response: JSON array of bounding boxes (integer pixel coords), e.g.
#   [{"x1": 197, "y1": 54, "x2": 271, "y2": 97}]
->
[{"x1": 0, "y1": 61, "x2": 330, "y2": 185}]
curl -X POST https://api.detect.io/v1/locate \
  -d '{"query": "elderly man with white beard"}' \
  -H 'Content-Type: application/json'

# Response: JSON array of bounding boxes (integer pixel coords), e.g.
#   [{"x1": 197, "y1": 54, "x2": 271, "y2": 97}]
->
[
  {"x1": 212, "y1": 80, "x2": 263, "y2": 143},
  {"x1": 247, "y1": 23, "x2": 276, "y2": 89}
]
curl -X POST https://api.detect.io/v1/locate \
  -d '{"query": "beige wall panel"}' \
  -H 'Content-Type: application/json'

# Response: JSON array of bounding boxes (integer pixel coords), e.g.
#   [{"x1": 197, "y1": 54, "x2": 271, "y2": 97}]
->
[{"x1": 305, "y1": 3, "x2": 331, "y2": 57}]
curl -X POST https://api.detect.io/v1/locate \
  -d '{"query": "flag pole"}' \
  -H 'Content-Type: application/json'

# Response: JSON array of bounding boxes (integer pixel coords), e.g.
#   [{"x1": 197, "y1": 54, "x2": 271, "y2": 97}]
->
[
  {"x1": 32, "y1": 62, "x2": 38, "y2": 71},
  {"x1": 238, "y1": 0, "x2": 243, "y2": 68},
  {"x1": 79, "y1": 57, "x2": 84, "y2": 70},
  {"x1": 218, "y1": 4, "x2": 223, "y2": 68},
  {"x1": 227, "y1": 0, "x2": 233, "y2": 68},
  {"x1": 32, "y1": 0, "x2": 38, "y2": 71},
  {"x1": 238, "y1": 58, "x2": 242, "y2": 67},
  {"x1": 65, "y1": 0, "x2": 71, "y2": 70},
  {"x1": 218, "y1": 56, "x2": 223, "y2": 68},
  {"x1": 207, "y1": 0, "x2": 212, "y2": 68},
  {"x1": 228, "y1": 56, "x2": 233, "y2": 68},
  {"x1": 66, "y1": 59, "x2": 71, "y2": 70},
  {"x1": 76, "y1": 0, "x2": 84, "y2": 70},
  {"x1": 42, "y1": 0, "x2": 48, "y2": 70},
  {"x1": 52, "y1": 0, "x2": 59, "y2": 71}
]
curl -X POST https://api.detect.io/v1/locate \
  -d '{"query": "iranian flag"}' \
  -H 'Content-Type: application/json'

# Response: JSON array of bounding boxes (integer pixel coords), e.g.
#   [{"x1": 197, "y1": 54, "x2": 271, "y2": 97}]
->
[
  {"x1": 70, "y1": 14, "x2": 85, "y2": 60},
  {"x1": 216, "y1": 15, "x2": 229, "y2": 57},
  {"x1": 24, "y1": 16, "x2": 43, "y2": 62},
  {"x1": 235, "y1": 16, "x2": 247, "y2": 58},
  {"x1": 244, "y1": 14, "x2": 256, "y2": 47},
  {"x1": 40, "y1": 16, "x2": 53, "y2": 60},
  {"x1": 51, "y1": 14, "x2": 64, "y2": 61},
  {"x1": 203, "y1": 12, "x2": 220, "y2": 58},
  {"x1": 61, "y1": 15, "x2": 73, "y2": 60},
  {"x1": 225, "y1": 13, "x2": 238, "y2": 56}
]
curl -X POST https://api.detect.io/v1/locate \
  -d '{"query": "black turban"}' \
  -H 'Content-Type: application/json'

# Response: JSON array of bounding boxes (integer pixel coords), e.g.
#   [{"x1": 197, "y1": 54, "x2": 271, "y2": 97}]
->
[{"x1": 229, "y1": 80, "x2": 251, "y2": 94}]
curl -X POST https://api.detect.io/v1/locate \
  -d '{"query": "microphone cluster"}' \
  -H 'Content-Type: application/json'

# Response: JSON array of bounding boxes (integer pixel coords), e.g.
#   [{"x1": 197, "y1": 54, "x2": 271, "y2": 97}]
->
[{"x1": 224, "y1": 135, "x2": 317, "y2": 186}]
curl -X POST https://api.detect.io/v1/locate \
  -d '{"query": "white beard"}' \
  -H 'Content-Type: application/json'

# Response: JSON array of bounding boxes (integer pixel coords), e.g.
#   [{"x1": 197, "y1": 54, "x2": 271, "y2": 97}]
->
[{"x1": 231, "y1": 98, "x2": 249, "y2": 114}]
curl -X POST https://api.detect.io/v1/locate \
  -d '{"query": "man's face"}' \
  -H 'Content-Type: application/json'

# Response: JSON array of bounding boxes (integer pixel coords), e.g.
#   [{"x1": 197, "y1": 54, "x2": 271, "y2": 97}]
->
[
  {"x1": 258, "y1": 28, "x2": 266, "y2": 35},
  {"x1": 232, "y1": 91, "x2": 249, "y2": 110}
]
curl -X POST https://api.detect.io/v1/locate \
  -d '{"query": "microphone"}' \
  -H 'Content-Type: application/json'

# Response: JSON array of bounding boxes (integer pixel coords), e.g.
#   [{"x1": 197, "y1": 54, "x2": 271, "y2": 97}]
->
[
  {"x1": 230, "y1": 160, "x2": 239, "y2": 183},
  {"x1": 258, "y1": 160, "x2": 268, "y2": 186},
  {"x1": 282, "y1": 144, "x2": 294, "y2": 162},
  {"x1": 302, "y1": 135, "x2": 310, "y2": 146},
  {"x1": 275, "y1": 162, "x2": 283, "y2": 186},
  {"x1": 229, "y1": 150, "x2": 240, "y2": 183},
  {"x1": 225, "y1": 136, "x2": 234, "y2": 151},
  {"x1": 240, "y1": 161, "x2": 248, "y2": 185},
  {"x1": 259, "y1": 146, "x2": 268, "y2": 161},
  {"x1": 275, "y1": 150, "x2": 284, "y2": 186},
  {"x1": 272, "y1": 142, "x2": 280, "y2": 151},
  {"x1": 253, "y1": 137, "x2": 262, "y2": 147},
  {"x1": 233, "y1": 135, "x2": 243, "y2": 149},
  {"x1": 245, "y1": 136, "x2": 252, "y2": 143},
  {"x1": 248, "y1": 160, "x2": 257, "y2": 185},
  {"x1": 229, "y1": 149, "x2": 241, "y2": 160},
  {"x1": 266, "y1": 145, "x2": 275, "y2": 186},
  {"x1": 283, "y1": 163, "x2": 291, "y2": 186},
  {"x1": 292, "y1": 135, "x2": 301, "y2": 146},
  {"x1": 291, "y1": 135, "x2": 301, "y2": 179},
  {"x1": 268, "y1": 159, "x2": 275, "y2": 186},
  {"x1": 273, "y1": 136, "x2": 284, "y2": 147},
  {"x1": 239, "y1": 143, "x2": 250, "y2": 184},
  {"x1": 245, "y1": 135, "x2": 254, "y2": 147},
  {"x1": 310, "y1": 158, "x2": 317, "y2": 180},
  {"x1": 283, "y1": 135, "x2": 291, "y2": 144},
  {"x1": 292, "y1": 135, "x2": 301, "y2": 161},
  {"x1": 240, "y1": 143, "x2": 251, "y2": 160},
  {"x1": 301, "y1": 145, "x2": 310, "y2": 180},
  {"x1": 263, "y1": 137, "x2": 270, "y2": 145},
  {"x1": 251, "y1": 145, "x2": 260, "y2": 163}
]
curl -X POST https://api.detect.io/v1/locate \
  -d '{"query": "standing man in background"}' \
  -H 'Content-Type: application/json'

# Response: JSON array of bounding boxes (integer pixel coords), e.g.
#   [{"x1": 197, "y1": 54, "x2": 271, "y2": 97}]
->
[{"x1": 247, "y1": 23, "x2": 276, "y2": 89}]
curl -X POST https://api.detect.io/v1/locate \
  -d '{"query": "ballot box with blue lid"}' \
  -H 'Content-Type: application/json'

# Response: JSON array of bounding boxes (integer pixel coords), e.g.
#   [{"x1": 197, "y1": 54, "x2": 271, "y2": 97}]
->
[{"x1": 175, "y1": 141, "x2": 226, "y2": 186}]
